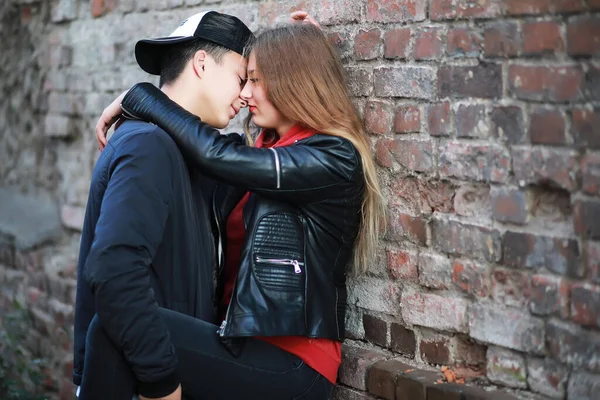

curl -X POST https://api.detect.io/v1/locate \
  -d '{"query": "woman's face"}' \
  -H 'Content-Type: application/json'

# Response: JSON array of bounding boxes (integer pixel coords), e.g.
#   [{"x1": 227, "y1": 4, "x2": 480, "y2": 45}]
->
[{"x1": 240, "y1": 52, "x2": 292, "y2": 132}]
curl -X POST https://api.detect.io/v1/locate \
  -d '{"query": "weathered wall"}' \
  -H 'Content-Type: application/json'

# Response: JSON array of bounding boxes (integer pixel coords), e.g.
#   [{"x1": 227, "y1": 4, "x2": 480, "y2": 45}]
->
[{"x1": 1, "y1": 0, "x2": 599, "y2": 399}]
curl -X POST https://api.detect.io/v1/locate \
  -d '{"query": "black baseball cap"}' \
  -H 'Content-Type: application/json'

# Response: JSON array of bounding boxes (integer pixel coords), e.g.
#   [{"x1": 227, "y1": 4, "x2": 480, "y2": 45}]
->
[{"x1": 135, "y1": 11, "x2": 254, "y2": 75}]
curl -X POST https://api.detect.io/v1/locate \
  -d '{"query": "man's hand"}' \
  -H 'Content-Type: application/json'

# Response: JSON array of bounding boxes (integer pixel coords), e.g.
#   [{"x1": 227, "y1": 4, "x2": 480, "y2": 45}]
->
[
  {"x1": 290, "y1": 11, "x2": 321, "y2": 29},
  {"x1": 95, "y1": 90, "x2": 128, "y2": 151},
  {"x1": 139, "y1": 384, "x2": 182, "y2": 400}
]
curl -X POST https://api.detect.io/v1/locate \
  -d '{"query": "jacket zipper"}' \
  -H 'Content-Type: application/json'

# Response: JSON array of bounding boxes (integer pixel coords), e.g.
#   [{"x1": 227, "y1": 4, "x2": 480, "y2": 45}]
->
[
  {"x1": 255, "y1": 256, "x2": 304, "y2": 274},
  {"x1": 212, "y1": 188, "x2": 224, "y2": 272},
  {"x1": 269, "y1": 148, "x2": 281, "y2": 189}
]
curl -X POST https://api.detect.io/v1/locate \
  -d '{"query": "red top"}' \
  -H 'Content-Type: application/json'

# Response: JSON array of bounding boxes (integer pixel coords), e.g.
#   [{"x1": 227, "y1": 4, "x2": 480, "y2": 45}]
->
[{"x1": 221, "y1": 126, "x2": 341, "y2": 384}]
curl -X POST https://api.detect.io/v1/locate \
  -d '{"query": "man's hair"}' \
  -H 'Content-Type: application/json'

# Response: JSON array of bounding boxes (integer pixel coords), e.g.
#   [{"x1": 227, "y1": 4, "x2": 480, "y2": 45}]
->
[{"x1": 159, "y1": 39, "x2": 231, "y2": 87}]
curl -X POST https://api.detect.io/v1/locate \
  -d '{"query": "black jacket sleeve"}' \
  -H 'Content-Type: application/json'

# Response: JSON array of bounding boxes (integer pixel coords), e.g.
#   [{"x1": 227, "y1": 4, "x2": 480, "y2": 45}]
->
[
  {"x1": 121, "y1": 83, "x2": 361, "y2": 203},
  {"x1": 83, "y1": 130, "x2": 179, "y2": 398}
]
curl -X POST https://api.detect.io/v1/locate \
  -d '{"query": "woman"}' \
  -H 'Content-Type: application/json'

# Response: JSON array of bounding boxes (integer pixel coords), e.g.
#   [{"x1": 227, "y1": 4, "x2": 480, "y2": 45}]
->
[{"x1": 92, "y1": 22, "x2": 384, "y2": 400}]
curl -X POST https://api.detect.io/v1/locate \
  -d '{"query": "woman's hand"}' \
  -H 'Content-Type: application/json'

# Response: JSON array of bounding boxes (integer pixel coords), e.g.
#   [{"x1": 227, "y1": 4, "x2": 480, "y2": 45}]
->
[
  {"x1": 95, "y1": 90, "x2": 128, "y2": 151},
  {"x1": 290, "y1": 11, "x2": 321, "y2": 29}
]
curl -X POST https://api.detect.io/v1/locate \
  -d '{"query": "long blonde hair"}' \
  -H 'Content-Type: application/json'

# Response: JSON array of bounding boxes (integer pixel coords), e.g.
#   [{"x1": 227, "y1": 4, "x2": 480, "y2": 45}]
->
[{"x1": 244, "y1": 24, "x2": 385, "y2": 275}]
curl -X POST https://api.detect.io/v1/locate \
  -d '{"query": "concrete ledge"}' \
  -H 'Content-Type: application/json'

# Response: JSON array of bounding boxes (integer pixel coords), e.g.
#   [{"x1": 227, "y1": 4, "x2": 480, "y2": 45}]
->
[
  {"x1": 337, "y1": 345, "x2": 522, "y2": 400},
  {"x1": 0, "y1": 188, "x2": 61, "y2": 251}
]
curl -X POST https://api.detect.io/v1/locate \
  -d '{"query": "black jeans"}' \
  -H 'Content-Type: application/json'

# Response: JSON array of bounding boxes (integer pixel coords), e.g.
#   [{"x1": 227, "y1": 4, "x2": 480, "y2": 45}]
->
[{"x1": 79, "y1": 309, "x2": 333, "y2": 400}]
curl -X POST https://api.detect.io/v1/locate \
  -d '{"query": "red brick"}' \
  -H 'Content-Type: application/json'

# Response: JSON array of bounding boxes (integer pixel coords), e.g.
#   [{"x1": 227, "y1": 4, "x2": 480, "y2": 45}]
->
[
  {"x1": 439, "y1": 142, "x2": 510, "y2": 183},
  {"x1": 91, "y1": 0, "x2": 118, "y2": 18},
  {"x1": 490, "y1": 106, "x2": 526, "y2": 144},
  {"x1": 512, "y1": 147, "x2": 579, "y2": 192},
  {"x1": 572, "y1": 108, "x2": 600, "y2": 149},
  {"x1": 387, "y1": 249, "x2": 419, "y2": 281},
  {"x1": 455, "y1": 0, "x2": 502, "y2": 18},
  {"x1": 365, "y1": 100, "x2": 393, "y2": 135},
  {"x1": 427, "y1": 383, "x2": 490, "y2": 400},
  {"x1": 530, "y1": 275, "x2": 570, "y2": 318},
  {"x1": 529, "y1": 108, "x2": 567, "y2": 145},
  {"x1": 418, "y1": 252, "x2": 452, "y2": 290},
  {"x1": 522, "y1": 21, "x2": 565, "y2": 55},
  {"x1": 389, "y1": 139, "x2": 435, "y2": 173},
  {"x1": 396, "y1": 370, "x2": 440, "y2": 400},
  {"x1": 567, "y1": 16, "x2": 600, "y2": 56},
  {"x1": 491, "y1": 268, "x2": 531, "y2": 308},
  {"x1": 452, "y1": 259, "x2": 490, "y2": 297},
  {"x1": 389, "y1": 177, "x2": 456, "y2": 214},
  {"x1": 588, "y1": 241, "x2": 600, "y2": 284},
  {"x1": 259, "y1": 0, "x2": 360, "y2": 26},
  {"x1": 366, "y1": 0, "x2": 426, "y2": 23},
  {"x1": 588, "y1": 63, "x2": 600, "y2": 101},
  {"x1": 455, "y1": 104, "x2": 489, "y2": 138},
  {"x1": 574, "y1": 200, "x2": 600, "y2": 240},
  {"x1": 413, "y1": 28, "x2": 444, "y2": 60},
  {"x1": 591, "y1": 0, "x2": 600, "y2": 10},
  {"x1": 567, "y1": 371, "x2": 600, "y2": 399},
  {"x1": 430, "y1": 0, "x2": 453, "y2": 20},
  {"x1": 487, "y1": 346, "x2": 527, "y2": 388},
  {"x1": 470, "y1": 304, "x2": 545, "y2": 353},
  {"x1": 503, "y1": 231, "x2": 582, "y2": 277},
  {"x1": 390, "y1": 213, "x2": 427, "y2": 245},
  {"x1": 571, "y1": 283, "x2": 600, "y2": 328},
  {"x1": 345, "y1": 66, "x2": 373, "y2": 97},
  {"x1": 375, "y1": 138, "x2": 393, "y2": 168},
  {"x1": 547, "y1": 319, "x2": 600, "y2": 371},
  {"x1": 20, "y1": 5, "x2": 32, "y2": 25},
  {"x1": 394, "y1": 105, "x2": 420, "y2": 133},
  {"x1": 374, "y1": 66, "x2": 436, "y2": 99},
  {"x1": 368, "y1": 359, "x2": 412, "y2": 399},
  {"x1": 390, "y1": 323, "x2": 416, "y2": 357},
  {"x1": 439, "y1": 63, "x2": 502, "y2": 99},
  {"x1": 454, "y1": 185, "x2": 490, "y2": 217},
  {"x1": 420, "y1": 332, "x2": 451, "y2": 365},
  {"x1": 339, "y1": 345, "x2": 388, "y2": 390},
  {"x1": 329, "y1": 31, "x2": 352, "y2": 59},
  {"x1": 433, "y1": 219, "x2": 502, "y2": 262},
  {"x1": 455, "y1": 338, "x2": 487, "y2": 368},
  {"x1": 508, "y1": 64, "x2": 584, "y2": 102},
  {"x1": 431, "y1": 0, "x2": 502, "y2": 20},
  {"x1": 384, "y1": 28, "x2": 411, "y2": 59},
  {"x1": 363, "y1": 314, "x2": 388, "y2": 347},
  {"x1": 506, "y1": 0, "x2": 585, "y2": 15},
  {"x1": 447, "y1": 28, "x2": 481, "y2": 58},
  {"x1": 484, "y1": 21, "x2": 520, "y2": 57},
  {"x1": 491, "y1": 187, "x2": 529, "y2": 224},
  {"x1": 354, "y1": 28, "x2": 382, "y2": 60},
  {"x1": 527, "y1": 357, "x2": 569, "y2": 399},
  {"x1": 434, "y1": 219, "x2": 502, "y2": 262},
  {"x1": 582, "y1": 152, "x2": 600, "y2": 195},
  {"x1": 401, "y1": 287, "x2": 469, "y2": 333},
  {"x1": 427, "y1": 102, "x2": 452, "y2": 137}
]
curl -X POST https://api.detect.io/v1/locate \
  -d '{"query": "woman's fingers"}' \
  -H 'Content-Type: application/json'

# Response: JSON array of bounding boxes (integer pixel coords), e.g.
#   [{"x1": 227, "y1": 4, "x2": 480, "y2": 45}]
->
[
  {"x1": 290, "y1": 11, "x2": 321, "y2": 29},
  {"x1": 94, "y1": 91, "x2": 128, "y2": 150}
]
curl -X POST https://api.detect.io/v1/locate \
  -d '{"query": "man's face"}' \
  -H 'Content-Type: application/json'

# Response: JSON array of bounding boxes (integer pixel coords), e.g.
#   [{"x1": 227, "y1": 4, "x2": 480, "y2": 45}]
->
[{"x1": 197, "y1": 51, "x2": 247, "y2": 129}]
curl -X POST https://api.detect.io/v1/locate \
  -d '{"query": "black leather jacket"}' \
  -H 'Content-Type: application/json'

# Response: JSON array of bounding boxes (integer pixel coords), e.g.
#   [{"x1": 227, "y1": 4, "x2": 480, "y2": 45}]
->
[{"x1": 122, "y1": 83, "x2": 365, "y2": 341}]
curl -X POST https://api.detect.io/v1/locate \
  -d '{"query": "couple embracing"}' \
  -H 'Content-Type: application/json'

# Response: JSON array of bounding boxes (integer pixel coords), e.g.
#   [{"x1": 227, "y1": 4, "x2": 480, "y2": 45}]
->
[{"x1": 74, "y1": 9, "x2": 384, "y2": 400}]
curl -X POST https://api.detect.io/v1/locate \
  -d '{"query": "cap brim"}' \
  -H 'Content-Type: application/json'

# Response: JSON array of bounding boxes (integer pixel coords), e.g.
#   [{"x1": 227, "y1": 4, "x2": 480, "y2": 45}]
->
[{"x1": 135, "y1": 36, "x2": 197, "y2": 75}]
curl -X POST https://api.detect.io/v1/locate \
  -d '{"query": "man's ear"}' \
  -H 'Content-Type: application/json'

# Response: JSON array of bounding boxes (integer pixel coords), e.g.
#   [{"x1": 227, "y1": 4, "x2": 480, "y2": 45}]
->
[{"x1": 192, "y1": 50, "x2": 207, "y2": 79}]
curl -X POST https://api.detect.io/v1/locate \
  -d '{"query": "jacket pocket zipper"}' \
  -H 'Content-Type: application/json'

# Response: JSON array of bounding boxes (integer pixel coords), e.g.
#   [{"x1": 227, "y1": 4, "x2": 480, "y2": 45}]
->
[{"x1": 255, "y1": 256, "x2": 304, "y2": 274}]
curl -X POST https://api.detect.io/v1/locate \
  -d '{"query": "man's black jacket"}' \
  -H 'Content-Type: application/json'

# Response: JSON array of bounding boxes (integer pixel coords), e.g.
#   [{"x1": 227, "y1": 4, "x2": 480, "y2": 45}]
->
[{"x1": 73, "y1": 120, "x2": 216, "y2": 397}]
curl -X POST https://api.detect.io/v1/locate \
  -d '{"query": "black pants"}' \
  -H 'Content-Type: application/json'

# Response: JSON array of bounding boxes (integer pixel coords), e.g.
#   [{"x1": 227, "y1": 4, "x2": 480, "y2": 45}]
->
[{"x1": 79, "y1": 309, "x2": 333, "y2": 400}]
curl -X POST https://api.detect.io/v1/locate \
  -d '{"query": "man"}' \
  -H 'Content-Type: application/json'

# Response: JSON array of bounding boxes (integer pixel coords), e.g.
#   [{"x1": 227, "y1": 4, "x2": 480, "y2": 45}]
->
[{"x1": 73, "y1": 11, "x2": 253, "y2": 400}]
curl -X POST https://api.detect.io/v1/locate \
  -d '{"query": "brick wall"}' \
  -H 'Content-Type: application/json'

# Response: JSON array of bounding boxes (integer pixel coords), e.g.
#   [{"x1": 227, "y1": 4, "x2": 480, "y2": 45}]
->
[{"x1": 1, "y1": 0, "x2": 599, "y2": 399}]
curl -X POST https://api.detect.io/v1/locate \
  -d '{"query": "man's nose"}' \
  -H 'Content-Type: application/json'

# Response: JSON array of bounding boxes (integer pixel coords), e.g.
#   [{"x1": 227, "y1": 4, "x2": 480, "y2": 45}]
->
[{"x1": 240, "y1": 82, "x2": 252, "y2": 101}]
